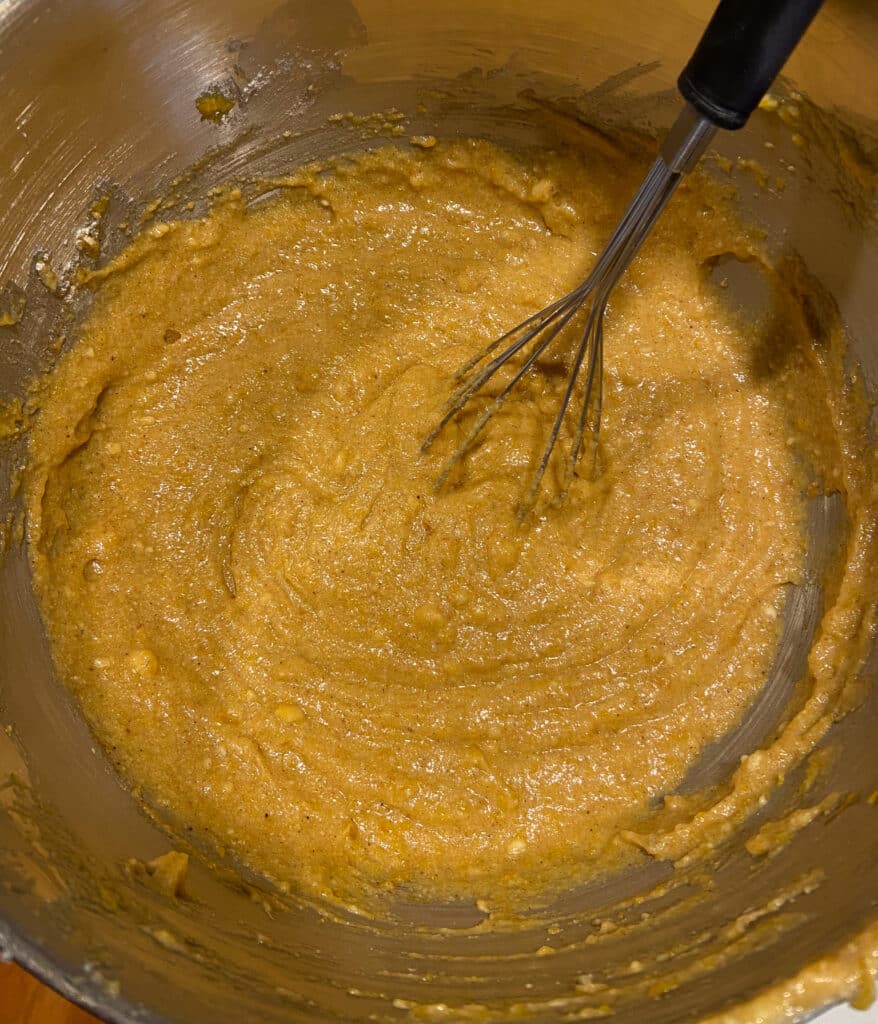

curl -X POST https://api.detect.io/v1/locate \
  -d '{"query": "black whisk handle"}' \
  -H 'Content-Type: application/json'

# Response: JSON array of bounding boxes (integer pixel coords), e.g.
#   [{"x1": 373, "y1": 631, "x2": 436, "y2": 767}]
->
[{"x1": 678, "y1": 0, "x2": 823, "y2": 131}]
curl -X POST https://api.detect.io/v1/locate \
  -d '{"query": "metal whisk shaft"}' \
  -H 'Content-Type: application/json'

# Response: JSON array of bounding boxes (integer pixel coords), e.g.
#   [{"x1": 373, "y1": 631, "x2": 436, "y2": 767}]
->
[{"x1": 422, "y1": 104, "x2": 716, "y2": 513}]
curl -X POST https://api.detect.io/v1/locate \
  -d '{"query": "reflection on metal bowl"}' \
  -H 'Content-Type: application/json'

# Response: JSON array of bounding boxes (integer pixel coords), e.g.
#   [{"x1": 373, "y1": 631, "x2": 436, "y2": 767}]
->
[{"x1": 0, "y1": 1, "x2": 876, "y2": 1022}]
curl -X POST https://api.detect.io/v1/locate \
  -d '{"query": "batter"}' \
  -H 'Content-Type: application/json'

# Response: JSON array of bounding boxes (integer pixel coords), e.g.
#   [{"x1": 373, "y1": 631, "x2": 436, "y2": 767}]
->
[{"x1": 22, "y1": 138, "x2": 861, "y2": 905}]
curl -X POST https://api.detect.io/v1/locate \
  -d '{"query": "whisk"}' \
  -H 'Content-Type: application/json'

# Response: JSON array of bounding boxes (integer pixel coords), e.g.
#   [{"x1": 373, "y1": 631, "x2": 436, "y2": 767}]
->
[{"x1": 423, "y1": 0, "x2": 823, "y2": 512}]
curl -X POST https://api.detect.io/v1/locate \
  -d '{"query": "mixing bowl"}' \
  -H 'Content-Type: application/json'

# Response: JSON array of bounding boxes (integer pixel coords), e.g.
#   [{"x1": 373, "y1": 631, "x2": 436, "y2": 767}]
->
[{"x1": 1, "y1": 1, "x2": 876, "y2": 1021}]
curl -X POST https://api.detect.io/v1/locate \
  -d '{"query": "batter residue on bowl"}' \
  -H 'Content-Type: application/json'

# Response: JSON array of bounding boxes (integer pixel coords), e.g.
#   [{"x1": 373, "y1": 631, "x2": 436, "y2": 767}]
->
[{"x1": 23, "y1": 137, "x2": 876, "y2": 906}]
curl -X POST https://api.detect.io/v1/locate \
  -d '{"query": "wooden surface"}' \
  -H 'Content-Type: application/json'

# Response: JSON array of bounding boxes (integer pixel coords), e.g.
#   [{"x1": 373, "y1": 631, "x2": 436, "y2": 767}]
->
[{"x1": 0, "y1": 962, "x2": 100, "y2": 1023}]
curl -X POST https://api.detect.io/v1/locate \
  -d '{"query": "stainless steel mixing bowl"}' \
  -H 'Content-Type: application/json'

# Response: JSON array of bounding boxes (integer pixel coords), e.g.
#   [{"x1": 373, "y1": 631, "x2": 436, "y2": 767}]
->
[{"x1": 1, "y1": 1, "x2": 876, "y2": 1022}]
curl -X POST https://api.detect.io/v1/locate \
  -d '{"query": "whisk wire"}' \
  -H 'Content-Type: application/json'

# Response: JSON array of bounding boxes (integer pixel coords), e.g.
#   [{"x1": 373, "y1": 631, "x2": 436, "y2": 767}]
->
[
  {"x1": 522, "y1": 298, "x2": 604, "y2": 512},
  {"x1": 421, "y1": 291, "x2": 581, "y2": 454},
  {"x1": 434, "y1": 300, "x2": 583, "y2": 490},
  {"x1": 561, "y1": 305, "x2": 605, "y2": 499}
]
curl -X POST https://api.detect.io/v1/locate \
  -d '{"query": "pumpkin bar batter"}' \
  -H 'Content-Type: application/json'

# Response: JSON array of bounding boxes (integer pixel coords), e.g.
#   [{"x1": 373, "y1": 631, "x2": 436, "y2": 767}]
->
[{"x1": 24, "y1": 137, "x2": 866, "y2": 906}]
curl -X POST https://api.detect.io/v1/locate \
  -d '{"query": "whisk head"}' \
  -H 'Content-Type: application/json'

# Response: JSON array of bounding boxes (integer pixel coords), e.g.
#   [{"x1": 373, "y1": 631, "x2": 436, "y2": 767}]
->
[
  {"x1": 421, "y1": 284, "x2": 606, "y2": 516},
  {"x1": 421, "y1": 107, "x2": 718, "y2": 515}
]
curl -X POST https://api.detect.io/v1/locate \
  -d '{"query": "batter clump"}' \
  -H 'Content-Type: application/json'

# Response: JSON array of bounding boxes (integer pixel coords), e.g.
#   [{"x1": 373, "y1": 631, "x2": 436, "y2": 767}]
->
[{"x1": 24, "y1": 138, "x2": 859, "y2": 905}]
